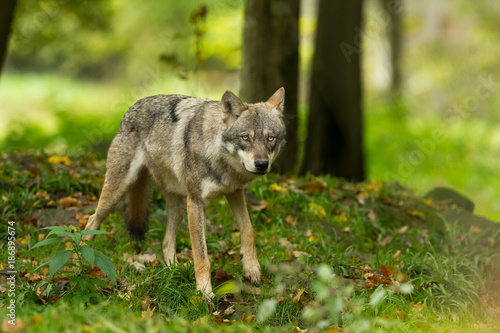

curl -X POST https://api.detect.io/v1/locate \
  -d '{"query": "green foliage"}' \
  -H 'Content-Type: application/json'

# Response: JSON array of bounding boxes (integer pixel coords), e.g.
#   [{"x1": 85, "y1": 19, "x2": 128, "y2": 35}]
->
[{"x1": 27, "y1": 225, "x2": 116, "y2": 304}]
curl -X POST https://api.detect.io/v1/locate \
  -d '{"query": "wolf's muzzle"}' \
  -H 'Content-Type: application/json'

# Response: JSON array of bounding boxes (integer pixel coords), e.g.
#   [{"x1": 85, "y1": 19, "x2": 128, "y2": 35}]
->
[{"x1": 254, "y1": 160, "x2": 269, "y2": 172}]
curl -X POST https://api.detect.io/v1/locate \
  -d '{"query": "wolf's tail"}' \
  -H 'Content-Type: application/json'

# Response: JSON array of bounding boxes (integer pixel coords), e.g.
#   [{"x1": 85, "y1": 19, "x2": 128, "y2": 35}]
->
[{"x1": 125, "y1": 167, "x2": 151, "y2": 242}]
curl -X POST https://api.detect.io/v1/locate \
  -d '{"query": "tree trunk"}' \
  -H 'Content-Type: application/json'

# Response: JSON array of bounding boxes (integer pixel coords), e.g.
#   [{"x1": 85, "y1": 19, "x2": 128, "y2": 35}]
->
[
  {"x1": 0, "y1": 0, "x2": 17, "y2": 77},
  {"x1": 379, "y1": 0, "x2": 402, "y2": 96},
  {"x1": 300, "y1": 0, "x2": 365, "y2": 181},
  {"x1": 240, "y1": 0, "x2": 300, "y2": 174}
]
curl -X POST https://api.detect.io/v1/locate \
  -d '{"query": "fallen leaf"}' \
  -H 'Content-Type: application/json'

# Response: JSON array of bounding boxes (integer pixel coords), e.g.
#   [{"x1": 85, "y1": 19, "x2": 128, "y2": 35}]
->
[
  {"x1": 308, "y1": 203, "x2": 326, "y2": 218},
  {"x1": 342, "y1": 227, "x2": 351, "y2": 233},
  {"x1": 471, "y1": 226, "x2": 482, "y2": 233},
  {"x1": 410, "y1": 301, "x2": 424, "y2": 312},
  {"x1": 407, "y1": 210, "x2": 425, "y2": 219},
  {"x1": 224, "y1": 306, "x2": 236, "y2": 315},
  {"x1": 300, "y1": 178, "x2": 327, "y2": 195},
  {"x1": 394, "y1": 225, "x2": 409, "y2": 234},
  {"x1": 356, "y1": 193, "x2": 369, "y2": 205},
  {"x1": 141, "y1": 304, "x2": 155, "y2": 318},
  {"x1": 214, "y1": 270, "x2": 233, "y2": 284},
  {"x1": 75, "y1": 212, "x2": 88, "y2": 225},
  {"x1": 292, "y1": 288, "x2": 306, "y2": 304},
  {"x1": 190, "y1": 296, "x2": 204, "y2": 306},
  {"x1": 380, "y1": 264, "x2": 393, "y2": 278},
  {"x1": 285, "y1": 215, "x2": 298, "y2": 226},
  {"x1": 308, "y1": 235, "x2": 320, "y2": 243},
  {"x1": 130, "y1": 262, "x2": 146, "y2": 271},
  {"x1": 137, "y1": 253, "x2": 156, "y2": 263},
  {"x1": 393, "y1": 250, "x2": 402, "y2": 260},
  {"x1": 59, "y1": 197, "x2": 81, "y2": 208},
  {"x1": 270, "y1": 183, "x2": 290, "y2": 194},
  {"x1": 367, "y1": 209, "x2": 378, "y2": 220},
  {"x1": 48, "y1": 155, "x2": 71, "y2": 165},
  {"x1": 242, "y1": 313, "x2": 256, "y2": 322},
  {"x1": 293, "y1": 251, "x2": 312, "y2": 258},
  {"x1": 25, "y1": 273, "x2": 43, "y2": 282}
]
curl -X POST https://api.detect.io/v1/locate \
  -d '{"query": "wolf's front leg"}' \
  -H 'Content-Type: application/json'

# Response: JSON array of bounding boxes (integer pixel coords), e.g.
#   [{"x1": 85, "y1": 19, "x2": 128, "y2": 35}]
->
[
  {"x1": 186, "y1": 196, "x2": 213, "y2": 298},
  {"x1": 226, "y1": 189, "x2": 261, "y2": 286}
]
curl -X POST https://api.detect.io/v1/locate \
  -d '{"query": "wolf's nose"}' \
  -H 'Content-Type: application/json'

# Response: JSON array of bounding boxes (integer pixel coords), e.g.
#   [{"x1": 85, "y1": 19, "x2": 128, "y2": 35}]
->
[{"x1": 255, "y1": 160, "x2": 269, "y2": 172}]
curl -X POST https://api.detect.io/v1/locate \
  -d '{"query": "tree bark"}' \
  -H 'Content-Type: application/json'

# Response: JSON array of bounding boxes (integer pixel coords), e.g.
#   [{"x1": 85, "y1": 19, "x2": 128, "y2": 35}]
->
[
  {"x1": 379, "y1": 0, "x2": 402, "y2": 96},
  {"x1": 0, "y1": 0, "x2": 17, "y2": 77},
  {"x1": 300, "y1": 0, "x2": 365, "y2": 181},
  {"x1": 240, "y1": 0, "x2": 300, "y2": 174}
]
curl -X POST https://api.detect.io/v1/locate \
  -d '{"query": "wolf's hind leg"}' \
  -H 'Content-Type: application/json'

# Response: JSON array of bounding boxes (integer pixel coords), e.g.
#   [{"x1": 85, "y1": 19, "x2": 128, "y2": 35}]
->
[
  {"x1": 226, "y1": 189, "x2": 261, "y2": 286},
  {"x1": 162, "y1": 193, "x2": 186, "y2": 265},
  {"x1": 83, "y1": 142, "x2": 141, "y2": 241}
]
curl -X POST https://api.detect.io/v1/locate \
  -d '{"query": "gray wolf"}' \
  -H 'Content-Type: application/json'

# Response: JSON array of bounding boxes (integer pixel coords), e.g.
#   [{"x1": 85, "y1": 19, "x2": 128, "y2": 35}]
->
[{"x1": 82, "y1": 88, "x2": 287, "y2": 298}]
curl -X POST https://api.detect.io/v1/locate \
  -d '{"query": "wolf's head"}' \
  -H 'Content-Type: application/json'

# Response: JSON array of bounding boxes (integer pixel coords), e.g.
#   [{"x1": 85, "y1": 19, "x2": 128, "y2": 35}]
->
[{"x1": 221, "y1": 88, "x2": 287, "y2": 175}]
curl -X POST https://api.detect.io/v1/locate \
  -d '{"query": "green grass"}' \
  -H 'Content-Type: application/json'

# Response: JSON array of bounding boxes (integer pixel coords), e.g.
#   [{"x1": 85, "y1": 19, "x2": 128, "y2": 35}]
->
[
  {"x1": 1, "y1": 152, "x2": 500, "y2": 332},
  {"x1": 365, "y1": 95, "x2": 500, "y2": 221}
]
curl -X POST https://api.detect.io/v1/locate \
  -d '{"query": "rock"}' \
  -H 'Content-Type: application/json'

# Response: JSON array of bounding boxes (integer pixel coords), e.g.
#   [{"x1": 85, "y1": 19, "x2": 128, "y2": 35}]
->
[{"x1": 425, "y1": 187, "x2": 475, "y2": 212}]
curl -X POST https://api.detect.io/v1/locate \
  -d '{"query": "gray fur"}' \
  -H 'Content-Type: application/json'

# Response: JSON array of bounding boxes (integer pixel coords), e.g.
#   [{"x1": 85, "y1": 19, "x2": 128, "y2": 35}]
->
[{"x1": 83, "y1": 88, "x2": 287, "y2": 297}]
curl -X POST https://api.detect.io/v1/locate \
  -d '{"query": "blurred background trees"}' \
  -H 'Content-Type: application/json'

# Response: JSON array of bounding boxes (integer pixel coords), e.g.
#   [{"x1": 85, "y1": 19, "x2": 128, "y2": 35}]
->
[
  {"x1": 300, "y1": 0, "x2": 365, "y2": 180},
  {"x1": 1, "y1": 0, "x2": 500, "y2": 219}
]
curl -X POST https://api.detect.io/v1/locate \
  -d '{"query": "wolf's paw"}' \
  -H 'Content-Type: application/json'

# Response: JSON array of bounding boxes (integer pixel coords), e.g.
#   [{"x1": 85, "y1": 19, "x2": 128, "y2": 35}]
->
[
  {"x1": 163, "y1": 251, "x2": 178, "y2": 266},
  {"x1": 242, "y1": 261, "x2": 261, "y2": 287}
]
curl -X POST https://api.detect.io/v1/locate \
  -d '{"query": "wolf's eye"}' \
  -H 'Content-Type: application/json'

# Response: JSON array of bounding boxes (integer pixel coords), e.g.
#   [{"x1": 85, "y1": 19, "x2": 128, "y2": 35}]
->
[
  {"x1": 267, "y1": 136, "x2": 276, "y2": 142},
  {"x1": 241, "y1": 135, "x2": 249, "y2": 141}
]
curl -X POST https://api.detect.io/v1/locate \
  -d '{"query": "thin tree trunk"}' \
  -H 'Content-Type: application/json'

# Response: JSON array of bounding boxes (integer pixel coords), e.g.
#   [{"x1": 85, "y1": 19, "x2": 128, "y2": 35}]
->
[
  {"x1": 300, "y1": 0, "x2": 365, "y2": 181},
  {"x1": 0, "y1": 0, "x2": 17, "y2": 77},
  {"x1": 380, "y1": 0, "x2": 402, "y2": 96},
  {"x1": 241, "y1": 0, "x2": 300, "y2": 173}
]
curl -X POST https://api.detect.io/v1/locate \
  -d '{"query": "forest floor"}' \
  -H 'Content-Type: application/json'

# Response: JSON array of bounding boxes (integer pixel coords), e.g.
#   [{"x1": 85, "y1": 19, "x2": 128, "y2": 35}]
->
[{"x1": 1, "y1": 151, "x2": 500, "y2": 332}]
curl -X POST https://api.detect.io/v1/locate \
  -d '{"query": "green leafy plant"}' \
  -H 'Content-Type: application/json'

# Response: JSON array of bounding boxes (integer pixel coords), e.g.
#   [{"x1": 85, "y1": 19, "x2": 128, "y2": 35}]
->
[{"x1": 30, "y1": 225, "x2": 117, "y2": 302}]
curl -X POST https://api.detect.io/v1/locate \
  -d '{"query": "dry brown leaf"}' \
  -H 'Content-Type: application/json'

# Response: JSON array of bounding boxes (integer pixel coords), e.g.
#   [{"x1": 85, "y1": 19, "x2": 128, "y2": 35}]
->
[
  {"x1": 393, "y1": 250, "x2": 402, "y2": 260},
  {"x1": 224, "y1": 306, "x2": 236, "y2": 315},
  {"x1": 367, "y1": 209, "x2": 378, "y2": 220},
  {"x1": 394, "y1": 225, "x2": 409, "y2": 234},
  {"x1": 214, "y1": 269, "x2": 233, "y2": 284},
  {"x1": 75, "y1": 212, "x2": 88, "y2": 225},
  {"x1": 285, "y1": 215, "x2": 298, "y2": 226},
  {"x1": 471, "y1": 226, "x2": 482, "y2": 233},
  {"x1": 356, "y1": 193, "x2": 369, "y2": 205},
  {"x1": 380, "y1": 263, "x2": 393, "y2": 278},
  {"x1": 293, "y1": 251, "x2": 311, "y2": 258}
]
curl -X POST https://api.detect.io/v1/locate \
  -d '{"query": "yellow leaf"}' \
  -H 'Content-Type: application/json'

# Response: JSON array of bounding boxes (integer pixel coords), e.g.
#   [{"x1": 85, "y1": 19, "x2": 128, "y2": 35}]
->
[
  {"x1": 308, "y1": 235, "x2": 320, "y2": 243},
  {"x1": 190, "y1": 296, "x2": 204, "y2": 306},
  {"x1": 48, "y1": 155, "x2": 71, "y2": 165},
  {"x1": 308, "y1": 203, "x2": 326, "y2": 218},
  {"x1": 59, "y1": 197, "x2": 81, "y2": 208},
  {"x1": 407, "y1": 210, "x2": 425, "y2": 219},
  {"x1": 292, "y1": 288, "x2": 306, "y2": 304},
  {"x1": 270, "y1": 183, "x2": 290, "y2": 194}
]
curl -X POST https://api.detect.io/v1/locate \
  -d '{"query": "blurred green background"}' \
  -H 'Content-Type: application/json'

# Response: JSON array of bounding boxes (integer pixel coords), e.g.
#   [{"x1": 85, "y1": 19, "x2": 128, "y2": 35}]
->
[{"x1": 1, "y1": 0, "x2": 499, "y2": 220}]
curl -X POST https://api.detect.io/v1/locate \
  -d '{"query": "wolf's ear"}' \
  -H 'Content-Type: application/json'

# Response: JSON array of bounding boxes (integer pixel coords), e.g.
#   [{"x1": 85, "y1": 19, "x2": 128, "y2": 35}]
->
[
  {"x1": 266, "y1": 87, "x2": 285, "y2": 113},
  {"x1": 221, "y1": 91, "x2": 246, "y2": 122}
]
